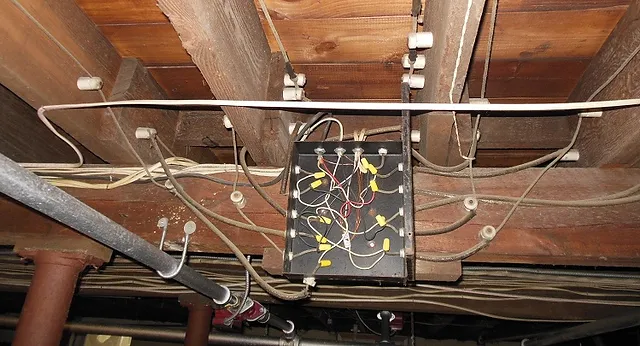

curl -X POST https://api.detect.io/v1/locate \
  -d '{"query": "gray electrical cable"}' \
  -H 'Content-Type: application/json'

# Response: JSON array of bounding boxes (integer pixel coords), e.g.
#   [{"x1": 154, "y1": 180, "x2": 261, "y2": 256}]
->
[
  {"x1": 416, "y1": 240, "x2": 490, "y2": 262},
  {"x1": 415, "y1": 210, "x2": 476, "y2": 236},
  {"x1": 150, "y1": 138, "x2": 309, "y2": 301},
  {"x1": 240, "y1": 147, "x2": 287, "y2": 216}
]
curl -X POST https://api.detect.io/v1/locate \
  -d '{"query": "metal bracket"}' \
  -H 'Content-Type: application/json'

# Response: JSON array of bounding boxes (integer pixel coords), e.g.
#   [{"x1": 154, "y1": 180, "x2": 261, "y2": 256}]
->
[{"x1": 155, "y1": 218, "x2": 197, "y2": 279}]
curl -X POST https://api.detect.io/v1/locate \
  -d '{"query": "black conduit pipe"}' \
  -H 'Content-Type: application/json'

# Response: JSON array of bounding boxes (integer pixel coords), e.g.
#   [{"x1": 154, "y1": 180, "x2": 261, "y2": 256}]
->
[{"x1": 0, "y1": 153, "x2": 232, "y2": 303}]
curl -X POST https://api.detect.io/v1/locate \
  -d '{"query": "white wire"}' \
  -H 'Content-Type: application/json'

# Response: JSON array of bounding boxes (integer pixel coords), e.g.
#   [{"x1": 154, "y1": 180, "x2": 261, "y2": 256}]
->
[
  {"x1": 449, "y1": 0, "x2": 475, "y2": 161},
  {"x1": 38, "y1": 98, "x2": 640, "y2": 114},
  {"x1": 301, "y1": 117, "x2": 344, "y2": 141}
]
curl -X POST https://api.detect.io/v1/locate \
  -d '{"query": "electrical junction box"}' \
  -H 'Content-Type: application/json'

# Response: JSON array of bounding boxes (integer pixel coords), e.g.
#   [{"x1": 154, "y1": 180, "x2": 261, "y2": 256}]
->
[{"x1": 284, "y1": 141, "x2": 414, "y2": 283}]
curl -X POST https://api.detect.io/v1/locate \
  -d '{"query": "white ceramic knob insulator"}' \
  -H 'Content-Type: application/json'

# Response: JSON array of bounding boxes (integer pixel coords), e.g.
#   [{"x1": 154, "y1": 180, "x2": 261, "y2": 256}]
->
[
  {"x1": 283, "y1": 87, "x2": 304, "y2": 101},
  {"x1": 560, "y1": 149, "x2": 580, "y2": 162},
  {"x1": 401, "y1": 74, "x2": 425, "y2": 89},
  {"x1": 134, "y1": 127, "x2": 157, "y2": 139},
  {"x1": 410, "y1": 130, "x2": 420, "y2": 143},
  {"x1": 77, "y1": 76, "x2": 103, "y2": 91},
  {"x1": 230, "y1": 191, "x2": 247, "y2": 209},
  {"x1": 402, "y1": 54, "x2": 426, "y2": 69},
  {"x1": 284, "y1": 73, "x2": 306, "y2": 87},
  {"x1": 408, "y1": 32, "x2": 433, "y2": 49},
  {"x1": 222, "y1": 115, "x2": 233, "y2": 129}
]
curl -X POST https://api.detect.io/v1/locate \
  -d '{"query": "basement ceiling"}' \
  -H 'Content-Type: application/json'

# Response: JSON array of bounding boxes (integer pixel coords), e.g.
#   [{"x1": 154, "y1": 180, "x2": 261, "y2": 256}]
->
[{"x1": 75, "y1": 0, "x2": 630, "y2": 102}]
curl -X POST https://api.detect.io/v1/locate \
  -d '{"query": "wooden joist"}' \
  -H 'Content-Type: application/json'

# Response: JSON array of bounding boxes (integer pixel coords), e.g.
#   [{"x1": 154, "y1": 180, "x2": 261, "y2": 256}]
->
[
  {"x1": 1, "y1": 168, "x2": 639, "y2": 268},
  {"x1": 157, "y1": 0, "x2": 289, "y2": 165},
  {"x1": 0, "y1": 0, "x2": 180, "y2": 164},
  {"x1": 568, "y1": 0, "x2": 640, "y2": 167},
  {"x1": 415, "y1": 0, "x2": 486, "y2": 165}
]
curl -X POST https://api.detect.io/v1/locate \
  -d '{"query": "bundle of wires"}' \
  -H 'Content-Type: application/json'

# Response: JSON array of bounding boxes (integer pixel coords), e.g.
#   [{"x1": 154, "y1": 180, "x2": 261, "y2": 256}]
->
[{"x1": 293, "y1": 150, "x2": 401, "y2": 272}]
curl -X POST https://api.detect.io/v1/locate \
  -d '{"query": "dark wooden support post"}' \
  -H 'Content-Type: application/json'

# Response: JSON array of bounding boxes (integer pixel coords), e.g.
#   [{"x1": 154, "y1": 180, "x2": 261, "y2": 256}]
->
[
  {"x1": 416, "y1": 0, "x2": 486, "y2": 165},
  {"x1": 0, "y1": 1, "x2": 180, "y2": 164},
  {"x1": 568, "y1": 0, "x2": 640, "y2": 167},
  {"x1": 157, "y1": 0, "x2": 290, "y2": 166}
]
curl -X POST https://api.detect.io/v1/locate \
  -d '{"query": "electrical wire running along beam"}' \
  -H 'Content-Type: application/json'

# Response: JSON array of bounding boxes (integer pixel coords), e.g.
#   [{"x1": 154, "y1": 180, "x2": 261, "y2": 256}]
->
[
  {"x1": 37, "y1": 98, "x2": 640, "y2": 114},
  {"x1": 0, "y1": 152, "x2": 230, "y2": 306}
]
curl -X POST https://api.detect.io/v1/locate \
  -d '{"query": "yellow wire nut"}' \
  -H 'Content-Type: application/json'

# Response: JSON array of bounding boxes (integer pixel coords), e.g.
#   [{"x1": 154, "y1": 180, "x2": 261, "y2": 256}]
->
[
  {"x1": 310, "y1": 179, "x2": 323, "y2": 189},
  {"x1": 315, "y1": 235, "x2": 328, "y2": 244},
  {"x1": 318, "y1": 216, "x2": 332, "y2": 224},
  {"x1": 320, "y1": 260, "x2": 332, "y2": 267},
  {"x1": 313, "y1": 171, "x2": 326, "y2": 179},
  {"x1": 318, "y1": 244, "x2": 332, "y2": 251},
  {"x1": 360, "y1": 158, "x2": 370, "y2": 173},
  {"x1": 383, "y1": 238, "x2": 390, "y2": 252},
  {"x1": 368, "y1": 164, "x2": 378, "y2": 175},
  {"x1": 375, "y1": 214, "x2": 387, "y2": 227},
  {"x1": 369, "y1": 180, "x2": 379, "y2": 192}
]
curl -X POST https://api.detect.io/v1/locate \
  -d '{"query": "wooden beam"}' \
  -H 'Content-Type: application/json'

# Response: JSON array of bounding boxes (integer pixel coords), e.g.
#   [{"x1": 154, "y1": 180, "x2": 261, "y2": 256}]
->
[
  {"x1": 157, "y1": 0, "x2": 289, "y2": 166},
  {"x1": 568, "y1": 0, "x2": 640, "y2": 167},
  {"x1": 416, "y1": 0, "x2": 486, "y2": 165},
  {"x1": 0, "y1": 0, "x2": 125, "y2": 162},
  {"x1": 0, "y1": 1, "x2": 181, "y2": 164},
  {"x1": 0, "y1": 84, "x2": 87, "y2": 164},
  {"x1": 1, "y1": 168, "x2": 639, "y2": 267},
  {"x1": 106, "y1": 58, "x2": 183, "y2": 162}
]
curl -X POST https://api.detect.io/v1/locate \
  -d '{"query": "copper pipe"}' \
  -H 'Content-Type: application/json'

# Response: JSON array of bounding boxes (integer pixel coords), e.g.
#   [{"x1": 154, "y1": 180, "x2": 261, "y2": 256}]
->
[
  {"x1": 13, "y1": 251, "x2": 89, "y2": 346},
  {"x1": 185, "y1": 305, "x2": 213, "y2": 346}
]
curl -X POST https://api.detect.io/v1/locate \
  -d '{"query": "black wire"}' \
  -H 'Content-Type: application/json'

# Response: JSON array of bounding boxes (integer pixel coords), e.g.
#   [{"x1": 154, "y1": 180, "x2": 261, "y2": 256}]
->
[{"x1": 321, "y1": 120, "x2": 332, "y2": 141}]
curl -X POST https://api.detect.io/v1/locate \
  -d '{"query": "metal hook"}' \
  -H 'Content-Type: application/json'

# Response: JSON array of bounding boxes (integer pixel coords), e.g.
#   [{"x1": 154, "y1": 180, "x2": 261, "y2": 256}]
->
[{"x1": 156, "y1": 219, "x2": 197, "y2": 279}]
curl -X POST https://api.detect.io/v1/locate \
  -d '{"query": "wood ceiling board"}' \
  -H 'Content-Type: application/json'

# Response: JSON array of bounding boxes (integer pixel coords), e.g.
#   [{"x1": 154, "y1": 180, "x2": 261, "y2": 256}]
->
[
  {"x1": 147, "y1": 66, "x2": 213, "y2": 99},
  {"x1": 77, "y1": 0, "x2": 413, "y2": 24},
  {"x1": 475, "y1": 9, "x2": 626, "y2": 59},
  {"x1": 263, "y1": 16, "x2": 412, "y2": 63},
  {"x1": 100, "y1": 24, "x2": 192, "y2": 65},
  {"x1": 75, "y1": 0, "x2": 168, "y2": 24},
  {"x1": 469, "y1": 58, "x2": 591, "y2": 80},
  {"x1": 255, "y1": 0, "x2": 412, "y2": 19},
  {"x1": 468, "y1": 77, "x2": 577, "y2": 98},
  {"x1": 294, "y1": 63, "x2": 404, "y2": 99},
  {"x1": 496, "y1": 0, "x2": 630, "y2": 12}
]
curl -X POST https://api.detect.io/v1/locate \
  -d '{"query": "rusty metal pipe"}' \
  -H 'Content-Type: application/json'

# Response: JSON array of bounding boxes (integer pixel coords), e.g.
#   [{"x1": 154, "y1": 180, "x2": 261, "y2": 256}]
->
[
  {"x1": 185, "y1": 305, "x2": 213, "y2": 346},
  {"x1": 13, "y1": 251, "x2": 88, "y2": 346}
]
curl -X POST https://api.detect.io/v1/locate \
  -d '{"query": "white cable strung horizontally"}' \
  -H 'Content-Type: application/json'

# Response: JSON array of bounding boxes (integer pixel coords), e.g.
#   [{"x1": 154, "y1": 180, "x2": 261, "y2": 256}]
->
[{"x1": 37, "y1": 97, "x2": 640, "y2": 114}]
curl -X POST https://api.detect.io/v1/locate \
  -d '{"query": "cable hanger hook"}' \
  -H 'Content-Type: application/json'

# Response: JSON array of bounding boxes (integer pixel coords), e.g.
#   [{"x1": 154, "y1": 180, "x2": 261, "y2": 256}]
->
[{"x1": 156, "y1": 218, "x2": 197, "y2": 279}]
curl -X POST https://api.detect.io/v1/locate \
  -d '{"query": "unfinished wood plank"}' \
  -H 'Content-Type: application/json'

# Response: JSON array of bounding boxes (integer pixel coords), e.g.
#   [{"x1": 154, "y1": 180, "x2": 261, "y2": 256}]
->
[
  {"x1": 0, "y1": 84, "x2": 80, "y2": 163},
  {"x1": 100, "y1": 24, "x2": 192, "y2": 65},
  {"x1": 147, "y1": 66, "x2": 213, "y2": 99},
  {"x1": 1, "y1": 169, "x2": 639, "y2": 267},
  {"x1": 497, "y1": 0, "x2": 630, "y2": 12},
  {"x1": 416, "y1": 0, "x2": 486, "y2": 165},
  {"x1": 468, "y1": 58, "x2": 591, "y2": 81},
  {"x1": 104, "y1": 58, "x2": 183, "y2": 162},
  {"x1": 255, "y1": 0, "x2": 411, "y2": 19},
  {"x1": 99, "y1": 17, "x2": 411, "y2": 65},
  {"x1": 294, "y1": 63, "x2": 404, "y2": 99},
  {"x1": 76, "y1": 0, "x2": 169, "y2": 24},
  {"x1": 78, "y1": 0, "x2": 413, "y2": 23},
  {"x1": 157, "y1": 0, "x2": 289, "y2": 165},
  {"x1": 0, "y1": 0, "x2": 141, "y2": 163},
  {"x1": 568, "y1": 0, "x2": 640, "y2": 167},
  {"x1": 475, "y1": 9, "x2": 626, "y2": 60},
  {"x1": 263, "y1": 16, "x2": 410, "y2": 63},
  {"x1": 476, "y1": 116, "x2": 573, "y2": 149},
  {"x1": 143, "y1": 62, "x2": 576, "y2": 101}
]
